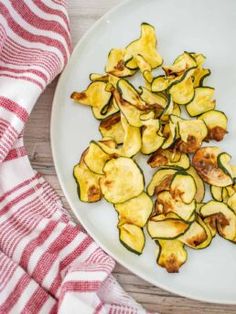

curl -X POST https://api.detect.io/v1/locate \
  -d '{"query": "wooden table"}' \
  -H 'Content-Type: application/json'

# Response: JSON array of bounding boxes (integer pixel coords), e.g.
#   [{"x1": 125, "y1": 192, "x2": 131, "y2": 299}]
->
[{"x1": 24, "y1": 1, "x2": 236, "y2": 313}]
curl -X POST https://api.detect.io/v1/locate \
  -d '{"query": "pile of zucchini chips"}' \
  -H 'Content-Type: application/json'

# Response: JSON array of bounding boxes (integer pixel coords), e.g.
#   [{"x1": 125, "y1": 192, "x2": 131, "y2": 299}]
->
[{"x1": 71, "y1": 23, "x2": 236, "y2": 273}]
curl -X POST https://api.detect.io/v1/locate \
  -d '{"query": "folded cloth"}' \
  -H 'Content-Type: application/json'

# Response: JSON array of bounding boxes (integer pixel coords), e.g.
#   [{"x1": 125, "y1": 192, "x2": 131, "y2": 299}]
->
[{"x1": 0, "y1": 1, "x2": 150, "y2": 313}]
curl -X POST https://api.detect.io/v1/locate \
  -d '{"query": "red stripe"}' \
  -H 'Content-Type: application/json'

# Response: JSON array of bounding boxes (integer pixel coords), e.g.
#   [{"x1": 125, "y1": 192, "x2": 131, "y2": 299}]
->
[
  {"x1": 34, "y1": 0, "x2": 70, "y2": 32},
  {"x1": 0, "y1": 2, "x2": 68, "y2": 64},
  {"x1": 21, "y1": 287, "x2": 53, "y2": 314},
  {"x1": 10, "y1": 0, "x2": 71, "y2": 51},
  {"x1": 31, "y1": 224, "x2": 79, "y2": 283},
  {"x1": 0, "y1": 66, "x2": 48, "y2": 84},
  {"x1": 0, "y1": 183, "x2": 42, "y2": 216},
  {"x1": 0, "y1": 73, "x2": 44, "y2": 90},
  {"x1": 5, "y1": 146, "x2": 27, "y2": 161},
  {"x1": 0, "y1": 173, "x2": 40, "y2": 203},
  {"x1": 0, "y1": 273, "x2": 31, "y2": 312},
  {"x1": 50, "y1": 236, "x2": 93, "y2": 295},
  {"x1": 61, "y1": 280, "x2": 101, "y2": 293},
  {"x1": 95, "y1": 302, "x2": 104, "y2": 314},
  {"x1": 19, "y1": 220, "x2": 58, "y2": 270},
  {"x1": 4, "y1": 37, "x2": 60, "y2": 74}
]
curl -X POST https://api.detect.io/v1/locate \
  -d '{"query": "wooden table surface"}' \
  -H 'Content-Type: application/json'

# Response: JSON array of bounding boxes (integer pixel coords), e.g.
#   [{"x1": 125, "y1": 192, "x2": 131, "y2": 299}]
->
[{"x1": 24, "y1": 1, "x2": 236, "y2": 313}]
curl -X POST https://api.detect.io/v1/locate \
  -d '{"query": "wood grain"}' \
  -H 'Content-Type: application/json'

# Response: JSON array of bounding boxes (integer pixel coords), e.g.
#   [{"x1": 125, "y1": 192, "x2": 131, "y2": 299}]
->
[{"x1": 24, "y1": 1, "x2": 236, "y2": 312}]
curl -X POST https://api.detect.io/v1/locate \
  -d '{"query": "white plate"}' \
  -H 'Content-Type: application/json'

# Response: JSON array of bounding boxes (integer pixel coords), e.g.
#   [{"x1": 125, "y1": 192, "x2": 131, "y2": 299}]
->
[{"x1": 51, "y1": 0, "x2": 236, "y2": 304}]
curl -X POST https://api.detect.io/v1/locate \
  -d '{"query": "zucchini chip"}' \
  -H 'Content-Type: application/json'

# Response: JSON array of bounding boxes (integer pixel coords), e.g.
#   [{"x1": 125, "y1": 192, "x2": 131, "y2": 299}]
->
[
  {"x1": 176, "y1": 120, "x2": 208, "y2": 153},
  {"x1": 89, "y1": 73, "x2": 109, "y2": 82},
  {"x1": 186, "y1": 87, "x2": 215, "y2": 117},
  {"x1": 115, "y1": 192, "x2": 153, "y2": 227},
  {"x1": 147, "y1": 168, "x2": 178, "y2": 196},
  {"x1": 100, "y1": 157, "x2": 144, "y2": 204},
  {"x1": 92, "y1": 97, "x2": 119, "y2": 120},
  {"x1": 105, "y1": 48, "x2": 135, "y2": 77},
  {"x1": 217, "y1": 152, "x2": 234, "y2": 178},
  {"x1": 118, "y1": 223, "x2": 145, "y2": 255},
  {"x1": 210, "y1": 185, "x2": 223, "y2": 201},
  {"x1": 147, "y1": 215, "x2": 190, "y2": 239},
  {"x1": 192, "y1": 68, "x2": 211, "y2": 87},
  {"x1": 200, "y1": 201, "x2": 236, "y2": 241},
  {"x1": 139, "y1": 86, "x2": 167, "y2": 111},
  {"x1": 84, "y1": 141, "x2": 112, "y2": 174},
  {"x1": 198, "y1": 110, "x2": 228, "y2": 141},
  {"x1": 192, "y1": 147, "x2": 233, "y2": 187},
  {"x1": 113, "y1": 90, "x2": 148, "y2": 127},
  {"x1": 141, "y1": 118, "x2": 165, "y2": 154},
  {"x1": 156, "y1": 191, "x2": 196, "y2": 221},
  {"x1": 125, "y1": 23, "x2": 163, "y2": 69},
  {"x1": 163, "y1": 51, "x2": 197, "y2": 76},
  {"x1": 227, "y1": 193, "x2": 236, "y2": 213},
  {"x1": 148, "y1": 148, "x2": 190, "y2": 169},
  {"x1": 169, "y1": 76, "x2": 195, "y2": 105},
  {"x1": 170, "y1": 172, "x2": 196, "y2": 204},
  {"x1": 135, "y1": 54, "x2": 153, "y2": 83},
  {"x1": 73, "y1": 151, "x2": 102, "y2": 203},
  {"x1": 151, "y1": 75, "x2": 170, "y2": 92},
  {"x1": 120, "y1": 114, "x2": 141, "y2": 157},
  {"x1": 179, "y1": 216, "x2": 212, "y2": 249},
  {"x1": 99, "y1": 112, "x2": 125, "y2": 144},
  {"x1": 186, "y1": 167, "x2": 205, "y2": 202},
  {"x1": 71, "y1": 81, "x2": 112, "y2": 108},
  {"x1": 117, "y1": 79, "x2": 148, "y2": 110},
  {"x1": 156, "y1": 240, "x2": 187, "y2": 273}
]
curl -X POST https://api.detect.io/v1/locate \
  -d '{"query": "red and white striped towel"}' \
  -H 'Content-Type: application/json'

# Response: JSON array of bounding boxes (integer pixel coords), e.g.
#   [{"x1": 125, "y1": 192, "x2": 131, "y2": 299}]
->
[{"x1": 0, "y1": 1, "x2": 150, "y2": 313}]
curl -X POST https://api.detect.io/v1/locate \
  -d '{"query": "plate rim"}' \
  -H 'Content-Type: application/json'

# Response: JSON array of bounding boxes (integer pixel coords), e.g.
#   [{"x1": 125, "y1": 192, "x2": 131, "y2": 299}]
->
[{"x1": 50, "y1": 0, "x2": 236, "y2": 305}]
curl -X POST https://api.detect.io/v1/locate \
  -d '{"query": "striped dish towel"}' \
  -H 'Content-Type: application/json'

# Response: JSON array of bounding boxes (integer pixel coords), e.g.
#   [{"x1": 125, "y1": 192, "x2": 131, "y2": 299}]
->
[{"x1": 0, "y1": 1, "x2": 149, "y2": 313}]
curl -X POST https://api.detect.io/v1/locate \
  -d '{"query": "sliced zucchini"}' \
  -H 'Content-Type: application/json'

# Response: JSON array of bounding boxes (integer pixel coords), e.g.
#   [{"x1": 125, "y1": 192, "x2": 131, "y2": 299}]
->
[
  {"x1": 113, "y1": 89, "x2": 147, "y2": 127},
  {"x1": 156, "y1": 240, "x2": 187, "y2": 273},
  {"x1": 200, "y1": 201, "x2": 236, "y2": 241},
  {"x1": 147, "y1": 216, "x2": 190, "y2": 239},
  {"x1": 73, "y1": 151, "x2": 102, "y2": 203},
  {"x1": 139, "y1": 86, "x2": 167, "y2": 110},
  {"x1": 217, "y1": 152, "x2": 233, "y2": 178},
  {"x1": 141, "y1": 118, "x2": 165, "y2": 154},
  {"x1": 108, "y1": 74, "x2": 120, "y2": 88},
  {"x1": 198, "y1": 110, "x2": 228, "y2": 141},
  {"x1": 135, "y1": 54, "x2": 153, "y2": 83},
  {"x1": 203, "y1": 216, "x2": 217, "y2": 237},
  {"x1": 118, "y1": 223, "x2": 145, "y2": 255},
  {"x1": 151, "y1": 75, "x2": 170, "y2": 92},
  {"x1": 177, "y1": 119, "x2": 208, "y2": 153},
  {"x1": 172, "y1": 103, "x2": 181, "y2": 117},
  {"x1": 179, "y1": 216, "x2": 212, "y2": 249},
  {"x1": 186, "y1": 87, "x2": 215, "y2": 117},
  {"x1": 125, "y1": 23, "x2": 163, "y2": 69},
  {"x1": 99, "y1": 112, "x2": 124, "y2": 144},
  {"x1": 120, "y1": 114, "x2": 141, "y2": 157},
  {"x1": 148, "y1": 148, "x2": 190, "y2": 169},
  {"x1": 190, "y1": 53, "x2": 206, "y2": 67},
  {"x1": 192, "y1": 147, "x2": 233, "y2": 187},
  {"x1": 115, "y1": 192, "x2": 153, "y2": 227},
  {"x1": 192, "y1": 68, "x2": 211, "y2": 87},
  {"x1": 105, "y1": 48, "x2": 135, "y2": 77},
  {"x1": 227, "y1": 193, "x2": 236, "y2": 214},
  {"x1": 169, "y1": 76, "x2": 194, "y2": 105},
  {"x1": 163, "y1": 52, "x2": 197, "y2": 76},
  {"x1": 84, "y1": 141, "x2": 112, "y2": 175},
  {"x1": 89, "y1": 73, "x2": 108, "y2": 82},
  {"x1": 117, "y1": 79, "x2": 147, "y2": 110},
  {"x1": 160, "y1": 98, "x2": 174, "y2": 122},
  {"x1": 186, "y1": 167, "x2": 205, "y2": 203},
  {"x1": 170, "y1": 172, "x2": 196, "y2": 204},
  {"x1": 178, "y1": 220, "x2": 207, "y2": 248},
  {"x1": 100, "y1": 157, "x2": 144, "y2": 204},
  {"x1": 147, "y1": 168, "x2": 178, "y2": 196},
  {"x1": 210, "y1": 185, "x2": 222, "y2": 201},
  {"x1": 156, "y1": 191, "x2": 196, "y2": 221},
  {"x1": 92, "y1": 97, "x2": 119, "y2": 120},
  {"x1": 71, "y1": 81, "x2": 112, "y2": 108}
]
